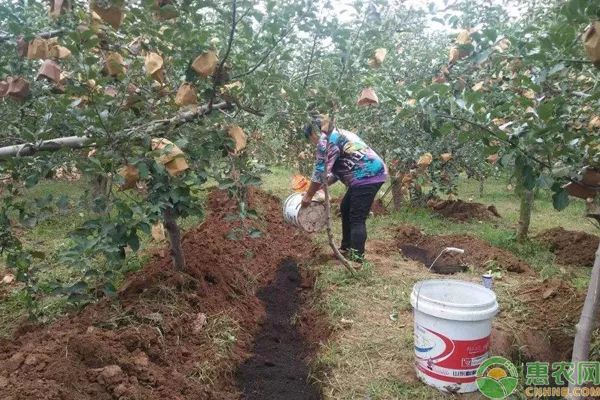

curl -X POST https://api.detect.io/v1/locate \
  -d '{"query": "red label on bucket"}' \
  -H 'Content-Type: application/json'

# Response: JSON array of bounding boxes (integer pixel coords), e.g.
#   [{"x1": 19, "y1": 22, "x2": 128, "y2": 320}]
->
[{"x1": 415, "y1": 325, "x2": 489, "y2": 383}]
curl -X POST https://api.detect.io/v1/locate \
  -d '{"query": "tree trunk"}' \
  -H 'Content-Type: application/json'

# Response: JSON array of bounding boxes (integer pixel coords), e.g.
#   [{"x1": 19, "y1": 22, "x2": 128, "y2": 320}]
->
[
  {"x1": 391, "y1": 175, "x2": 404, "y2": 211},
  {"x1": 586, "y1": 200, "x2": 600, "y2": 226},
  {"x1": 90, "y1": 174, "x2": 109, "y2": 198},
  {"x1": 568, "y1": 242, "x2": 600, "y2": 399},
  {"x1": 517, "y1": 189, "x2": 533, "y2": 241},
  {"x1": 478, "y1": 178, "x2": 485, "y2": 197},
  {"x1": 163, "y1": 206, "x2": 186, "y2": 271}
]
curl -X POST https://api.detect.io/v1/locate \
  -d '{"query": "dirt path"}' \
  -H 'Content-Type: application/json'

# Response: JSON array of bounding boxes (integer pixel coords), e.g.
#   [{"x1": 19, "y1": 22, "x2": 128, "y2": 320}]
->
[{"x1": 236, "y1": 259, "x2": 321, "y2": 399}]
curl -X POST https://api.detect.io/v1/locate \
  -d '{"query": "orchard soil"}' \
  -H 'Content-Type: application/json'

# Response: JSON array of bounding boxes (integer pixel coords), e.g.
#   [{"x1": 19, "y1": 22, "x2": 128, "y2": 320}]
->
[
  {"x1": 428, "y1": 198, "x2": 501, "y2": 222},
  {"x1": 535, "y1": 227, "x2": 600, "y2": 267},
  {"x1": 0, "y1": 189, "x2": 329, "y2": 400},
  {"x1": 394, "y1": 224, "x2": 588, "y2": 365},
  {"x1": 395, "y1": 224, "x2": 533, "y2": 274}
]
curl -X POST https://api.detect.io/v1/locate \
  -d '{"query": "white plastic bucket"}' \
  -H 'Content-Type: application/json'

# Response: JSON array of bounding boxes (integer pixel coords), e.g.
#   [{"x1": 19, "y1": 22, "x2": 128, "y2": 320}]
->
[
  {"x1": 410, "y1": 279, "x2": 499, "y2": 393},
  {"x1": 282, "y1": 193, "x2": 326, "y2": 233}
]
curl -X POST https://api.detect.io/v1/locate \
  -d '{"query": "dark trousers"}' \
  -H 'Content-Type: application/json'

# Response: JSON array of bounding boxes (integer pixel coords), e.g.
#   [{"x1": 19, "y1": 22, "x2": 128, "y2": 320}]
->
[{"x1": 339, "y1": 182, "x2": 383, "y2": 257}]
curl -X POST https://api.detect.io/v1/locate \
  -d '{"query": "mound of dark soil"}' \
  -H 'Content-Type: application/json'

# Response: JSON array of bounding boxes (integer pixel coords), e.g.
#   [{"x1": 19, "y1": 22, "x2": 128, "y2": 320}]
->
[
  {"x1": 428, "y1": 199, "x2": 501, "y2": 222},
  {"x1": 535, "y1": 227, "x2": 599, "y2": 267},
  {"x1": 492, "y1": 279, "x2": 586, "y2": 363},
  {"x1": 0, "y1": 188, "x2": 328, "y2": 400},
  {"x1": 395, "y1": 225, "x2": 533, "y2": 274}
]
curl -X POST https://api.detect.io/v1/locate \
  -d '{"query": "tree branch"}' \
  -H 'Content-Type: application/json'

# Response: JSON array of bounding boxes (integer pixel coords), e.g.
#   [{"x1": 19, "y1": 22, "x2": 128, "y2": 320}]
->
[
  {"x1": 0, "y1": 29, "x2": 63, "y2": 42},
  {"x1": 209, "y1": 0, "x2": 237, "y2": 111},
  {"x1": 434, "y1": 113, "x2": 554, "y2": 170},
  {"x1": 231, "y1": 28, "x2": 293, "y2": 80},
  {"x1": 303, "y1": 33, "x2": 319, "y2": 89},
  {"x1": 0, "y1": 102, "x2": 231, "y2": 159},
  {"x1": 218, "y1": 0, "x2": 237, "y2": 73}
]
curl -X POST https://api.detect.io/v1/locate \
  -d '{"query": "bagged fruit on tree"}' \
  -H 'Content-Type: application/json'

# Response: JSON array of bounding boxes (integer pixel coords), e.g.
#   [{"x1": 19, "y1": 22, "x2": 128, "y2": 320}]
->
[
  {"x1": 583, "y1": 21, "x2": 600, "y2": 66},
  {"x1": 151, "y1": 138, "x2": 184, "y2": 165},
  {"x1": 448, "y1": 47, "x2": 460, "y2": 63},
  {"x1": 417, "y1": 152, "x2": 433, "y2": 168},
  {"x1": 192, "y1": 50, "x2": 218, "y2": 77},
  {"x1": 91, "y1": 0, "x2": 124, "y2": 30},
  {"x1": 456, "y1": 29, "x2": 471, "y2": 45},
  {"x1": 117, "y1": 164, "x2": 139, "y2": 190},
  {"x1": 37, "y1": 60, "x2": 62, "y2": 83},
  {"x1": 151, "y1": 222, "x2": 166, "y2": 241},
  {"x1": 228, "y1": 125, "x2": 247, "y2": 154},
  {"x1": 49, "y1": 44, "x2": 71, "y2": 59},
  {"x1": 6, "y1": 77, "x2": 30, "y2": 102},
  {"x1": 486, "y1": 154, "x2": 499, "y2": 164},
  {"x1": 144, "y1": 52, "x2": 164, "y2": 83},
  {"x1": 357, "y1": 87, "x2": 379, "y2": 106},
  {"x1": 27, "y1": 37, "x2": 48, "y2": 59},
  {"x1": 105, "y1": 52, "x2": 125, "y2": 76},
  {"x1": 369, "y1": 48, "x2": 387, "y2": 67},
  {"x1": 165, "y1": 157, "x2": 189, "y2": 176},
  {"x1": 174, "y1": 83, "x2": 198, "y2": 107},
  {"x1": 16, "y1": 36, "x2": 28, "y2": 58},
  {"x1": 440, "y1": 153, "x2": 452, "y2": 162}
]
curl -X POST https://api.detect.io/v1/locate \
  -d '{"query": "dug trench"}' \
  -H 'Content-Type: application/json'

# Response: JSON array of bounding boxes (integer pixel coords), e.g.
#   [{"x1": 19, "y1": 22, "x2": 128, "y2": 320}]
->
[
  {"x1": 0, "y1": 188, "x2": 329, "y2": 400},
  {"x1": 392, "y1": 224, "x2": 595, "y2": 370},
  {"x1": 235, "y1": 259, "x2": 321, "y2": 400}
]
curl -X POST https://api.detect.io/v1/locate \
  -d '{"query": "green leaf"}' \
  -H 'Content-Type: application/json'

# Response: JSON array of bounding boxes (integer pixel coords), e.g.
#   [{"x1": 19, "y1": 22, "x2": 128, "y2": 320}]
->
[
  {"x1": 552, "y1": 189, "x2": 570, "y2": 211},
  {"x1": 537, "y1": 174, "x2": 554, "y2": 189},
  {"x1": 548, "y1": 62, "x2": 565, "y2": 76},
  {"x1": 538, "y1": 101, "x2": 554, "y2": 122},
  {"x1": 138, "y1": 222, "x2": 151, "y2": 235},
  {"x1": 128, "y1": 232, "x2": 140, "y2": 252},
  {"x1": 523, "y1": 166, "x2": 537, "y2": 190},
  {"x1": 248, "y1": 228, "x2": 262, "y2": 238},
  {"x1": 103, "y1": 282, "x2": 117, "y2": 298},
  {"x1": 67, "y1": 281, "x2": 88, "y2": 294}
]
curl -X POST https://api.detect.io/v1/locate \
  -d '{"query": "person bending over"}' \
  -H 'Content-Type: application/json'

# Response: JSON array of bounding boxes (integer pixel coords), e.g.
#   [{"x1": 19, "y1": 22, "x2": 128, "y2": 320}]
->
[{"x1": 301, "y1": 117, "x2": 388, "y2": 261}]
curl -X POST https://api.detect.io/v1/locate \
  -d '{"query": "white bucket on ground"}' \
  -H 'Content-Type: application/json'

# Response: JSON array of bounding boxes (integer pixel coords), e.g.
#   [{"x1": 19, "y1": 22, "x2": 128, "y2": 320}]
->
[
  {"x1": 282, "y1": 193, "x2": 327, "y2": 233},
  {"x1": 410, "y1": 279, "x2": 499, "y2": 393}
]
